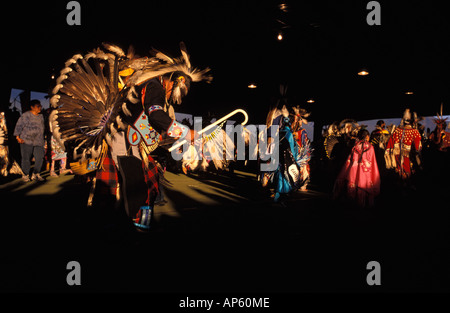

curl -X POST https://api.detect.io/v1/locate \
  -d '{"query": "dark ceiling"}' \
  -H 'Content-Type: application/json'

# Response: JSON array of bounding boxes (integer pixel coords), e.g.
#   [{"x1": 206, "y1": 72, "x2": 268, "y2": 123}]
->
[{"x1": 3, "y1": 0, "x2": 450, "y2": 127}]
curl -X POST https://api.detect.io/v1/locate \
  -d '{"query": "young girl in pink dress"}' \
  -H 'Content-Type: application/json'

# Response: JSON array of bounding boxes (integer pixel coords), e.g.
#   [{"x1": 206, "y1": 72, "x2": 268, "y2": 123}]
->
[{"x1": 333, "y1": 129, "x2": 381, "y2": 207}]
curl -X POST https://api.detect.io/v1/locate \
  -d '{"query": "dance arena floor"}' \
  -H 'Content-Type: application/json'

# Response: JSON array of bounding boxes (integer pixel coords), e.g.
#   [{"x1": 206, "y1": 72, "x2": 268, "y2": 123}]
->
[{"x1": 1, "y1": 167, "x2": 449, "y2": 293}]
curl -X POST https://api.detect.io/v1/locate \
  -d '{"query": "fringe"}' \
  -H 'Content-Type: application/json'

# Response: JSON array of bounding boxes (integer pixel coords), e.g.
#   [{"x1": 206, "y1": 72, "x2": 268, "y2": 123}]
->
[{"x1": 96, "y1": 140, "x2": 109, "y2": 171}]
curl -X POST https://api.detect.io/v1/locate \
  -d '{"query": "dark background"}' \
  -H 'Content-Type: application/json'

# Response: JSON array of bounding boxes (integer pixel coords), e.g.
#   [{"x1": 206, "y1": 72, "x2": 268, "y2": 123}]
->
[
  {"x1": 1, "y1": 0, "x2": 450, "y2": 297},
  {"x1": 3, "y1": 0, "x2": 450, "y2": 133}
]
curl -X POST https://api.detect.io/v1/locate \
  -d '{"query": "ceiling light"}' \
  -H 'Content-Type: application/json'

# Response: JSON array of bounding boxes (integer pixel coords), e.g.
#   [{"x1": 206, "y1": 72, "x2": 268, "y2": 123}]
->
[
  {"x1": 405, "y1": 91, "x2": 413, "y2": 95},
  {"x1": 307, "y1": 99, "x2": 315, "y2": 103},
  {"x1": 277, "y1": 32, "x2": 283, "y2": 41},
  {"x1": 357, "y1": 70, "x2": 369, "y2": 76},
  {"x1": 279, "y1": 2, "x2": 288, "y2": 12},
  {"x1": 248, "y1": 84, "x2": 257, "y2": 89}
]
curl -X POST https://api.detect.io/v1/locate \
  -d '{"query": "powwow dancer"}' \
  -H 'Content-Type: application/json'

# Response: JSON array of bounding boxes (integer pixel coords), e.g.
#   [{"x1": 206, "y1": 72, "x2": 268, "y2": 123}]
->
[
  {"x1": 47, "y1": 109, "x2": 72, "y2": 177},
  {"x1": 425, "y1": 104, "x2": 450, "y2": 179},
  {"x1": 428, "y1": 103, "x2": 450, "y2": 152},
  {"x1": 385, "y1": 109, "x2": 422, "y2": 182},
  {"x1": 291, "y1": 105, "x2": 312, "y2": 191},
  {"x1": 369, "y1": 120, "x2": 390, "y2": 175},
  {"x1": 50, "y1": 42, "x2": 212, "y2": 231},
  {"x1": 260, "y1": 86, "x2": 309, "y2": 202},
  {"x1": 0, "y1": 112, "x2": 24, "y2": 177},
  {"x1": 333, "y1": 129, "x2": 380, "y2": 207},
  {"x1": 324, "y1": 120, "x2": 362, "y2": 172}
]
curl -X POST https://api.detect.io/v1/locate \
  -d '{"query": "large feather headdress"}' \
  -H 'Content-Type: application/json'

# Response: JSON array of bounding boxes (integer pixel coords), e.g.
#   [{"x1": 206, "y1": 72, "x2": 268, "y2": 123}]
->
[
  {"x1": 292, "y1": 105, "x2": 310, "y2": 131},
  {"x1": 339, "y1": 118, "x2": 360, "y2": 135},
  {"x1": 400, "y1": 108, "x2": 421, "y2": 127}
]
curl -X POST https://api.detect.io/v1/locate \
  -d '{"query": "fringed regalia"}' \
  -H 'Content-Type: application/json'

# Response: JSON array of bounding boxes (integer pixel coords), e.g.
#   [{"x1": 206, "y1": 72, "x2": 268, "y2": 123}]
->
[
  {"x1": 292, "y1": 106, "x2": 312, "y2": 191},
  {"x1": 261, "y1": 104, "x2": 311, "y2": 202},
  {"x1": 333, "y1": 139, "x2": 380, "y2": 207},
  {"x1": 369, "y1": 121, "x2": 390, "y2": 174},
  {"x1": 323, "y1": 119, "x2": 363, "y2": 187},
  {"x1": 50, "y1": 42, "x2": 211, "y2": 230},
  {"x1": 428, "y1": 104, "x2": 450, "y2": 152}
]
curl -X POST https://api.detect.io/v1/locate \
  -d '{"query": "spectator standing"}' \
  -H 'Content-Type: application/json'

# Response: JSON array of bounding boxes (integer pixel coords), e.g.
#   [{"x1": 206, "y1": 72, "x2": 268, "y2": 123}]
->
[{"x1": 13, "y1": 100, "x2": 45, "y2": 182}]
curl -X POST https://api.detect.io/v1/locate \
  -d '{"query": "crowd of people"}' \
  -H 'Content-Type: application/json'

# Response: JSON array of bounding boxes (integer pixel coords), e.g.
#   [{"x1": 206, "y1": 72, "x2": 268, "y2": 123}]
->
[
  {"x1": 1, "y1": 97, "x2": 449, "y2": 213},
  {"x1": 315, "y1": 107, "x2": 450, "y2": 207},
  {"x1": 1, "y1": 42, "x2": 449, "y2": 233},
  {"x1": 0, "y1": 100, "x2": 73, "y2": 183}
]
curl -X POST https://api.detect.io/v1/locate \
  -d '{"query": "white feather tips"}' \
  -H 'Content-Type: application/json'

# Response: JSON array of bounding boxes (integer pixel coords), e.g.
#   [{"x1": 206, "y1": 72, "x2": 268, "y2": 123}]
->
[
  {"x1": 50, "y1": 95, "x2": 60, "y2": 108},
  {"x1": 60, "y1": 67, "x2": 73, "y2": 75},
  {"x1": 179, "y1": 42, "x2": 191, "y2": 69},
  {"x1": 64, "y1": 54, "x2": 83, "y2": 67},
  {"x1": 155, "y1": 51, "x2": 175, "y2": 64},
  {"x1": 102, "y1": 43, "x2": 125, "y2": 57},
  {"x1": 126, "y1": 87, "x2": 140, "y2": 104},
  {"x1": 116, "y1": 115, "x2": 127, "y2": 130},
  {"x1": 56, "y1": 75, "x2": 68, "y2": 85},
  {"x1": 52, "y1": 84, "x2": 64, "y2": 95}
]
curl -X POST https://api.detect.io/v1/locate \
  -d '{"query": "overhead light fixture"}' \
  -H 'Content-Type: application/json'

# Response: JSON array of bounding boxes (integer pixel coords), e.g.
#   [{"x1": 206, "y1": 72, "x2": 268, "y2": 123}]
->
[
  {"x1": 279, "y1": 2, "x2": 289, "y2": 12},
  {"x1": 307, "y1": 99, "x2": 315, "y2": 103},
  {"x1": 405, "y1": 91, "x2": 414, "y2": 95},
  {"x1": 357, "y1": 70, "x2": 369, "y2": 76},
  {"x1": 277, "y1": 32, "x2": 283, "y2": 41},
  {"x1": 248, "y1": 83, "x2": 257, "y2": 89}
]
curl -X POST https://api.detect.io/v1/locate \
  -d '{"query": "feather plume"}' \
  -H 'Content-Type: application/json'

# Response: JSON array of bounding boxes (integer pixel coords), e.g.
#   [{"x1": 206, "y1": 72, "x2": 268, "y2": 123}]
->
[
  {"x1": 64, "y1": 54, "x2": 83, "y2": 67},
  {"x1": 60, "y1": 67, "x2": 73, "y2": 75},
  {"x1": 102, "y1": 43, "x2": 125, "y2": 57},
  {"x1": 281, "y1": 105, "x2": 289, "y2": 118},
  {"x1": 151, "y1": 48, "x2": 174, "y2": 64},
  {"x1": 126, "y1": 45, "x2": 135, "y2": 59},
  {"x1": 52, "y1": 84, "x2": 64, "y2": 94},
  {"x1": 179, "y1": 42, "x2": 191, "y2": 69},
  {"x1": 122, "y1": 102, "x2": 133, "y2": 117},
  {"x1": 116, "y1": 115, "x2": 127, "y2": 130},
  {"x1": 50, "y1": 95, "x2": 60, "y2": 108},
  {"x1": 56, "y1": 75, "x2": 68, "y2": 85}
]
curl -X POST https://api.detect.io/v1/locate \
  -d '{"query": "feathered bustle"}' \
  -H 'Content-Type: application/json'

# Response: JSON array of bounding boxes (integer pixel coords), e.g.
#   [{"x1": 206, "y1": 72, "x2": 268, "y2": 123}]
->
[{"x1": 51, "y1": 42, "x2": 212, "y2": 163}]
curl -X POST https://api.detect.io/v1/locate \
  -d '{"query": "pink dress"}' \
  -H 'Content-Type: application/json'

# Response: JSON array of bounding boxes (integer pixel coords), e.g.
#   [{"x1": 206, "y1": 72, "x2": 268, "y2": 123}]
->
[{"x1": 333, "y1": 140, "x2": 381, "y2": 207}]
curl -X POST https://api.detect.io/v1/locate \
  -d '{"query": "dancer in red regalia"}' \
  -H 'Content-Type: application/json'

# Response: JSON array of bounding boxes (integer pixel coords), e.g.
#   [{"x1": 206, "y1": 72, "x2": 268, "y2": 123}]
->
[{"x1": 385, "y1": 109, "x2": 422, "y2": 180}]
